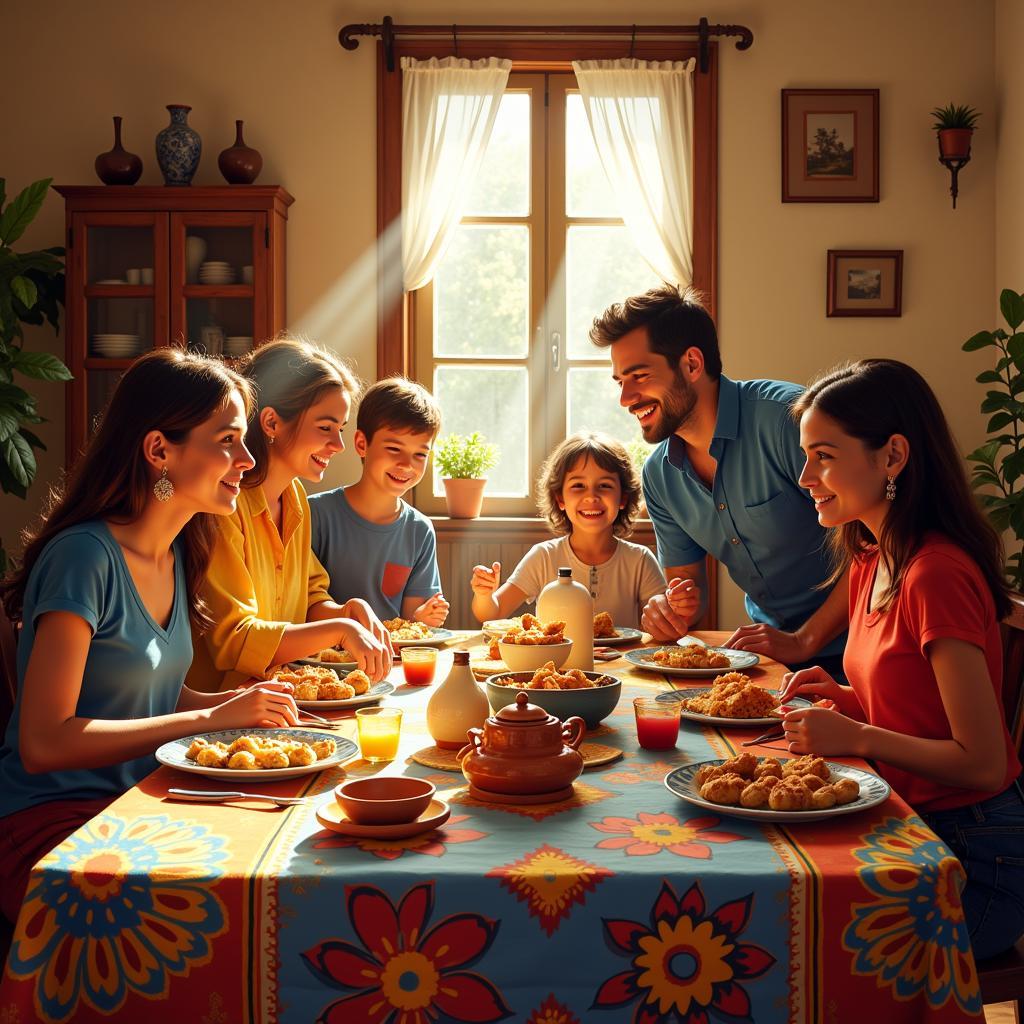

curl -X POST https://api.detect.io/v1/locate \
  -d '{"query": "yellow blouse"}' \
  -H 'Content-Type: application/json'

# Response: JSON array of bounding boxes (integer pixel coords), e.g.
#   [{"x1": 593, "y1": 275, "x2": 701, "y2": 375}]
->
[{"x1": 186, "y1": 480, "x2": 332, "y2": 692}]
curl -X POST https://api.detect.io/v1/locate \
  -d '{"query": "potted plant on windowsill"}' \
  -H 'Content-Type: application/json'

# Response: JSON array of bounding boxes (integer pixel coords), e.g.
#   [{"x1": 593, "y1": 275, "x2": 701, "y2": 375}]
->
[
  {"x1": 434, "y1": 432, "x2": 499, "y2": 519},
  {"x1": 931, "y1": 102, "x2": 980, "y2": 160},
  {"x1": 963, "y1": 288, "x2": 1024, "y2": 589}
]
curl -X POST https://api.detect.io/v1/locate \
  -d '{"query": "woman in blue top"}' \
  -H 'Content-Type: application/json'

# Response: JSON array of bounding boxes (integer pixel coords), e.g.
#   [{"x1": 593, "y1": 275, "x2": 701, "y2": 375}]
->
[{"x1": 0, "y1": 349, "x2": 299, "y2": 924}]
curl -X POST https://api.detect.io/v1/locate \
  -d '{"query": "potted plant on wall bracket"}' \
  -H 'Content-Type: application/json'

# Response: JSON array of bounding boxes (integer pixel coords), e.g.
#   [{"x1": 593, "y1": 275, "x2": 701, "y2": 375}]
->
[
  {"x1": 433, "y1": 432, "x2": 499, "y2": 519},
  {"x1": 931, "y1": 103, "x2": 979, "y2": 208},
  {"x1": 0, "y1": 177, "x2": 70, "y2": 574},
  {"x1": 963, "y1": 288, "x2": 1024, "y2": 589}
]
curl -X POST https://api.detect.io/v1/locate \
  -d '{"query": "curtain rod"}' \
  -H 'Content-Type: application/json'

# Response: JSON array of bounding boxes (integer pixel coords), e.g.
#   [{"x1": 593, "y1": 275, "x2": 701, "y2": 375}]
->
[{"x1": 339, "y1": 16, "x2": 754, "y2": 73}]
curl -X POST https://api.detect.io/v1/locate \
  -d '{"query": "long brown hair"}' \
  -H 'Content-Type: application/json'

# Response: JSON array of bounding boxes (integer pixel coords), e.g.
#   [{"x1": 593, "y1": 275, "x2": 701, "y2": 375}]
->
[
  {"x1": 793, "y1": 359, "x2": 1010, "y2": 618},
  {"x1": 237, "y1": 336, "x2": 360, "y2": 488},
  {"x1": 2, "y1": 349, "x2": 254, "y2": 630},
  {"x1": 537, "y1": 432, "x2": 642, "y2": 538}
]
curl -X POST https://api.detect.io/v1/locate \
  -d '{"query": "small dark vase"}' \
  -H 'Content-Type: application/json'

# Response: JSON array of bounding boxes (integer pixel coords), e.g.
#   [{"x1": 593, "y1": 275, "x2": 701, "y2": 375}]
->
[
  {"x1": 155, "y1": 104, "x2": 201, "y2": 186},
  {"x1": 95, "y1": 116, "x2": 143, "y2": 185},
  {"x1": 218, "y1": 120, "x2": 263, "y2": 184}
]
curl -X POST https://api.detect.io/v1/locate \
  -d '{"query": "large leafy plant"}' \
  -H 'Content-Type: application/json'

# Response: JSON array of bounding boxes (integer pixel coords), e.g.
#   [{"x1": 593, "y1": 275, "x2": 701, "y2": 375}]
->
[
  {"x1": 433, "y1": 432, "x2": 498, "y2": 479},
  {"x1": 964, "y1": 288, "x2": 1024, "y2": 589},
  {"x1": 0, "y1": 177, "x2": 70, "y2": 573}
]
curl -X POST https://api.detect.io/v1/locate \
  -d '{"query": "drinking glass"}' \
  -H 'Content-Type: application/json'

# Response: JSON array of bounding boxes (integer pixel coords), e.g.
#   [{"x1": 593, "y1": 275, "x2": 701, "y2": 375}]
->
[
  {"x1": 356, "y1": 707, "x2": 403, "y2": 762},
  {"x1": 633, "y1": 696, "x2": 680, "y2": 751},
  {"x1": 401, "y1": 647, "x2": 438, "y2": 686}
]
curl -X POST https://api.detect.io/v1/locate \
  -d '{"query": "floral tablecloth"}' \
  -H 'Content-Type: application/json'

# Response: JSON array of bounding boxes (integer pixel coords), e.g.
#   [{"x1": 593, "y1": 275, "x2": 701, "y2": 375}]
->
[{"x1": 0, "y1": 634, "x2": 982, "y2": 1023}]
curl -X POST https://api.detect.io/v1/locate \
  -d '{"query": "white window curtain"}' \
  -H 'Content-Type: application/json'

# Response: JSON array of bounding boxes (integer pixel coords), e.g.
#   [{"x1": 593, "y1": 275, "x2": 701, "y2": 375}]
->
[
  {"x1": 401, "y1": 56, "x2": 511, "y2": 292},
  {"x1": 572, "y1": 58, "x2": 695, "y2": 288}
]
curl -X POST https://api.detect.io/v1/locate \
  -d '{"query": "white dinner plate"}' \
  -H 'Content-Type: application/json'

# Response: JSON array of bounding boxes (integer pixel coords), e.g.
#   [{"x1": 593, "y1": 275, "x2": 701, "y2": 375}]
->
[
  {"x1": 294, "y1": 680, "x2": 395, "y2": 710},
  {"x1": 593, "y1": 626, "x2": 644, "y2": 646},
  {"x1": 293, "y1": 656, "x2": 357, "y2": 672},
  {"x1": 625, "y1": 646, "x2": 760, "y2": 677},
  {"x1": 156, "y1": 728, "x2": 356, "y2": 781},
  {"x1": 657, "y1": 687, "x2": 811, "y2": 727},
  {"x1": 482, "y1": 619, "x2": 522, "y2": 640},
  {"x1": 391, "y1": 627, "x2": 456, "y2": 648},
  {"x1": 664, "y1": 759, "x2": 891, "y2": 822}
]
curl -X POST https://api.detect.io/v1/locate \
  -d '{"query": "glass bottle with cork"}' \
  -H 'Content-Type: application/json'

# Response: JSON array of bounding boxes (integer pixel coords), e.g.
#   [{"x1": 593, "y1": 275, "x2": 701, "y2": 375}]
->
[{"x1": 537, "y1": 567, "x2": 593, "y2": 670}]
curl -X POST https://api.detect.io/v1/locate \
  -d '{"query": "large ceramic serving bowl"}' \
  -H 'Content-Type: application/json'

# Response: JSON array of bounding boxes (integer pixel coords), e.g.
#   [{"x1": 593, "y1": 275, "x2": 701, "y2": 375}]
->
[
  {"x1": 486, "y1": 671, "x2": 621, "y2": 729},
  {"x1": 497, "y1": 639, "x2": 573, "y2": 672}
]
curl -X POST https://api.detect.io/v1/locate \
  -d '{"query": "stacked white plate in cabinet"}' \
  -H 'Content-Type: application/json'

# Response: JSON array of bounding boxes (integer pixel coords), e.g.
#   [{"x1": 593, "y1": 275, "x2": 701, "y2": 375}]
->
[
  {"x1": 93, "y1": 334, "x2": 141, "y2": 358},
  {"x1": 223, "y1": 335, "x2": 253, "y2": 357},
  {"x1": 198, "y1": 261, "x2": 235, "y2": 284}
]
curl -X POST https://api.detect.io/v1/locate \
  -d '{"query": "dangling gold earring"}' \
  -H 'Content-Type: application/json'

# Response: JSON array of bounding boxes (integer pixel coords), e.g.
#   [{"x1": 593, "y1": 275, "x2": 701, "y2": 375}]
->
[
  {"x1": 153, "y1": 466, "x2": 174, "y2": 502},
  {"x1": 885, "y1": 476, "x2": 896, "y2": 501},
  {"x1": 266, "y1": 434, "x2": 275, "y2": 445}
]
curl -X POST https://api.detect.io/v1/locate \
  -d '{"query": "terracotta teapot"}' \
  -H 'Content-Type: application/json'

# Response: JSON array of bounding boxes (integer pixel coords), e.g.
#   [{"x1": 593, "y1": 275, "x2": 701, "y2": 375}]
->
[{"x1": 457, "y1": 691, "x2": 585, "y2": 796}]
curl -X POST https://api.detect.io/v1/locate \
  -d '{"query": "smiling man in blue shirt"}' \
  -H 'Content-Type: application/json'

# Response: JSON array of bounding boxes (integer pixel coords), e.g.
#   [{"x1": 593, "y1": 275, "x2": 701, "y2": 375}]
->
[{"x1": 590, "y1": 285, "x2": 848, "y2": 676}]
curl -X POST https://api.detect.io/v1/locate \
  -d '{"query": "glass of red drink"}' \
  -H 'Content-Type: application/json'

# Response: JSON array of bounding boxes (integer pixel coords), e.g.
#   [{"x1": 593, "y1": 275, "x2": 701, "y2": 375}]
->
[
  {"x1": 633, "y1": 696, "x2": 680, "y2": 750},
  {"x1": 401, "y1": 647, "x2": 438, "y2": 686}
]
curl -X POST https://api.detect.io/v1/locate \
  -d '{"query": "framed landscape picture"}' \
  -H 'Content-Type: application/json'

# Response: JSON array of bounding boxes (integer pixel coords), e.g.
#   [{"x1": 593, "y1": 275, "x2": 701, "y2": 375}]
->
[
  {"x1": 782, "y1": 89, "x2": 879, "y2": 202},
  {"x1": 826, "y1": 250, "x2": 903, "y2": 317}
]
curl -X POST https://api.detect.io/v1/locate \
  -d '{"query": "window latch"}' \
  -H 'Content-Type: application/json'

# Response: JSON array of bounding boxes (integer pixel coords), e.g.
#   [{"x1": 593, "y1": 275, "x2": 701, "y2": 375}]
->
[{"x1": 551, "y1": 332, "x2": 561, "y2": 372}]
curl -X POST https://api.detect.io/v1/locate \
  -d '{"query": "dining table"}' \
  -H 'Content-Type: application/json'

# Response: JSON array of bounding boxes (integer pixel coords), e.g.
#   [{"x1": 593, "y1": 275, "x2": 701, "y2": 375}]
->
[{"x1": 0, "y1": 631, "x2": 984, "y2": 1023}]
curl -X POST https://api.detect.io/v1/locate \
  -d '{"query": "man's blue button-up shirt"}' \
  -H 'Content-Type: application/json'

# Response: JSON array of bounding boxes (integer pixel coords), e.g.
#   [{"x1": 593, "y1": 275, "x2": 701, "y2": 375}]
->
[{"x1": 642, "y1": 374, "x2": 845, "y2": 658}]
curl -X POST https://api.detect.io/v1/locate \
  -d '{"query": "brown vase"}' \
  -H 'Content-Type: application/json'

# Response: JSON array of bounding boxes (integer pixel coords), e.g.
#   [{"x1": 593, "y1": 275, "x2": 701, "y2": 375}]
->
[
  {"x1": 95, "y1": 116, "x2": 143, "y2": 185},
  {"x1": 938, "y1": 128, "x2": 973, "y2": 160},
  {"x1": 442, "y1": 478, "x2": 486, "y2": 518},
  {"x1": 218, "y1": 120, "x2": 263, "y2": 184}
]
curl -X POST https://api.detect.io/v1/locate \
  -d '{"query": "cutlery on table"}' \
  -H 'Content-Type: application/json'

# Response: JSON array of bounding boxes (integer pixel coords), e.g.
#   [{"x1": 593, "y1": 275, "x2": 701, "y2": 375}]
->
[
  {"x1": 296, "y1": 709, "x2": 345, "y2": 728},
  {"x1": 167, "y1": 788, "x2": 309, "y2": 806},
  {"x1": 741, "y1": 726, "x2": 786, "y2": 747}
]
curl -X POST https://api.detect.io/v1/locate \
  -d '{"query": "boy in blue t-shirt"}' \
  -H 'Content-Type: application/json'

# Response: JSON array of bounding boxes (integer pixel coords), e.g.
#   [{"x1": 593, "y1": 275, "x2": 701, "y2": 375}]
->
[{"x1": 309, "y1": 378, "x2": 449, "y2": 625}]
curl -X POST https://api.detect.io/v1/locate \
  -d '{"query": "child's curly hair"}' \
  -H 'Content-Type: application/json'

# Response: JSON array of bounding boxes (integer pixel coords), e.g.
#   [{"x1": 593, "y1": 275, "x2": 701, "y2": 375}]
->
[{"x1": 537, "y1": 432, "x2": 642, "y2": 538}]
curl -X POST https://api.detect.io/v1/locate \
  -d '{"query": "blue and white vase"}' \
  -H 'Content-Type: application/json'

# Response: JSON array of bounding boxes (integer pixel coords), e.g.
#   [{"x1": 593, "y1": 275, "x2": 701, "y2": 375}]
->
[{"x1": 155, "y1": 105, "x2": 201, "y2": 186}]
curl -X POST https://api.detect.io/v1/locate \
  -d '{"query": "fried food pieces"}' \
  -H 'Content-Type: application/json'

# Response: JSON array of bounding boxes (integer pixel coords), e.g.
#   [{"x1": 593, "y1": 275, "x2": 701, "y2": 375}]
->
[
  {"x1": 648, "y1": 645, "x2": 731, "y2": 669},
  {"x1": 500, "y1": 613, "x2": 567, "y2": 645},
  {"x1": 274, "y1": 663, "x2": 361, "y2": 702},
  {"x1": 498, "y1": 660, "x2": 613, "y2": 690},
  {"x1": 695, "y1": 753, "x2": 861, "y2": 811},
  {"x1": 316, "y1": 646, "x2": 355, "y2": 663},
  {"x1": 593, "y1": 611, "x2": 618, "y2": 639},
  {"x1": 679, "y1": 672, "x2": 779, "y2": 719},
  {"x1": 383, "y1": 618, "x2": 433, "y2": 641},
  {"x1": 185, "y1": 734, "x2": 336, "y2": 770}
]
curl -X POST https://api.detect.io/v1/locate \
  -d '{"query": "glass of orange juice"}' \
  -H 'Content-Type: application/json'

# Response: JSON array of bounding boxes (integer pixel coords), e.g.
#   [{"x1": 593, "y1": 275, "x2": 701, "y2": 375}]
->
[
  {"x1": 356, "y1": 707, "x2": 403, "y2": 763},
  {"x1": 401, "y1": 647, "x2": 438, "y2": 686}
]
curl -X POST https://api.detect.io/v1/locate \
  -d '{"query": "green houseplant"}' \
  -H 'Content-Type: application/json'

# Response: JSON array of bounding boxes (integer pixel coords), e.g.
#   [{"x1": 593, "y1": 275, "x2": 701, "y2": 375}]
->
[
  {"x1": 433, "y1": 431, "x2": 499, "y2": 519},
  {"x1": 0, "y1": 177, "x2": 70, "y2": 573},
  {"x1": 963, "y1": 288, "x2": 1024, "y2": 589},
  {"x1": 931, "y1": 103, "x2": 980, "y2": 160}
]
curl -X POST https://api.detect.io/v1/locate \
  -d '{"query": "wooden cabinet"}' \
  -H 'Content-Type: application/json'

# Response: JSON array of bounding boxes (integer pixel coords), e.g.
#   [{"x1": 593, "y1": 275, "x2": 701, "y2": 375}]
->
[{"x1": 55, "y1": 186, "x2": 293, "y2": 464}]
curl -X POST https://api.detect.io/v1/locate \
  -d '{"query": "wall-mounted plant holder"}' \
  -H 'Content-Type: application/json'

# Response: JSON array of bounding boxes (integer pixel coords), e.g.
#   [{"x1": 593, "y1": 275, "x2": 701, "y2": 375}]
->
[{"x1": 938, "y1": 134, "x2": 971, "y2": 209}]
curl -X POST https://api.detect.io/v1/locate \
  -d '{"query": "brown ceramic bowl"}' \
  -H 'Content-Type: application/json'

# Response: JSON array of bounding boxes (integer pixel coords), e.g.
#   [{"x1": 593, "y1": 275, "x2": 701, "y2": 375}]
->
[{"x1": 335, "y1": 776, "x2": 436, "y2": 825}]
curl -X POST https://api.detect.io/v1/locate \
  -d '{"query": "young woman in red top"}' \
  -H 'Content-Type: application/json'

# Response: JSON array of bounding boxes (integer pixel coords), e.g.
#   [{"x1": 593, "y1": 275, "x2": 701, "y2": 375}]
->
[{"x1": 780, "y1": 358, "x2": 1024, "y2": 961}]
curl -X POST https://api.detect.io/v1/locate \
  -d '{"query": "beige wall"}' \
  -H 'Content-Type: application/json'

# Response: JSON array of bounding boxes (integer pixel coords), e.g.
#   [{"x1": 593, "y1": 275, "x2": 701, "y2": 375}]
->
[
  {"x1": 0, "y1": 0, "x2": 1001, "y2": 627},
  {"x1": 996, "y1": 0, "x2": 1024, "y2": 301}
]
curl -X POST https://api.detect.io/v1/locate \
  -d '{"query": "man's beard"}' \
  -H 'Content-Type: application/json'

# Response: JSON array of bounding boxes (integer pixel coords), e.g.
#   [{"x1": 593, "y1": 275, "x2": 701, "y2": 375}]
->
[{"x1": 641, "y1": 369, "x2": 697, "y2": 443}]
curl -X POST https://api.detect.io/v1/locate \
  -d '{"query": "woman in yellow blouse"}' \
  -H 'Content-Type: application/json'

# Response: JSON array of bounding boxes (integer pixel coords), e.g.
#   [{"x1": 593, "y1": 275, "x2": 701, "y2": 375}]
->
[{"x1": 187, "y1": 338, "x2": 393, "y2": 692}]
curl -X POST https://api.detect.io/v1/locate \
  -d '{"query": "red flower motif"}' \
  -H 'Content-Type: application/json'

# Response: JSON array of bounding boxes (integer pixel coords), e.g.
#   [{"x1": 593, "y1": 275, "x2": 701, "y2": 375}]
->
[
  {"x1": 592, "y1": 879, "x2": 775, "y2": 1024},
  {"x1": 589, "y1": 812, "x2": 744, "y2": 859},
  {"x1": 311, "y1": 814, "x2": 487, "y2": 860},
  {"x1": 526, "y1": 993, "x2": 582, "y2": 1024},
  {"x1": 302, "y1": 882, "x2": 512, "y2": 1024}
]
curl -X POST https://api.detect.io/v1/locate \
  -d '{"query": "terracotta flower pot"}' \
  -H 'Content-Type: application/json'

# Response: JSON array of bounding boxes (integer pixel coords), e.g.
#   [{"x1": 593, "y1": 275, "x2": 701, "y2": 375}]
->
[
  {"x1": 938, "y1": 128, "x2": 973, "y2": 160},
  {"x1": 442, "y1": 478, "x2": 486, "y2": 519}
]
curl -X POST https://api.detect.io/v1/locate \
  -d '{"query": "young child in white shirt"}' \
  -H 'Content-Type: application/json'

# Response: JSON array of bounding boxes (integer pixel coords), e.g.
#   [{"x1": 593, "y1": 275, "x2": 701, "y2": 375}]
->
[{"x1": 470, "y1": 432, "x2": 665, "y2": 629}]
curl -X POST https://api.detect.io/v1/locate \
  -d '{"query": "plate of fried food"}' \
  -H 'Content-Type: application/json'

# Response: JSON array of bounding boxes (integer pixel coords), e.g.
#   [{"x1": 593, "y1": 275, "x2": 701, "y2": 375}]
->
[
  {"x1": 296, "y1": 645, "x2": 358, "y2": 671},
  {"x1": 273, "y1": 663, "x2": 395, "y2": 709},
  {"x1": 486, "y1": 663, "x2": 621, "y2": 728},
  {"x1": 625, "y1": 644, "x2": 759, "y2": 677},
  {"x1": 656, "y1": 672, "x2": 811, "y2": 726},
  {"x1": 592, "y1": 611, "x2": 643, "y2": 646},
  {"x1": 383, "y1": 617, "x2": 456, "y2": 648},
  {"x1": 664, "y1": 752, "x2": 891, "y2": 822},
  {"x1": 156, "y1": 728, "x2": 357, "y2": 781}
]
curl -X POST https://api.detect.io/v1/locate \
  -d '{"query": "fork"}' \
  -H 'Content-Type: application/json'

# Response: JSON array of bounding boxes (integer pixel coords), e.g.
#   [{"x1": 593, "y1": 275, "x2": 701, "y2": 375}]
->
[
  {"x1": 167, "y1": 788, "x2": 309, "y2": 806},
  {"x1": 741, "y1": 726, "x2": 786, "y2": 747},
  {"x1": 296, "y1": 709, "x2": 345, "y2": 728}
]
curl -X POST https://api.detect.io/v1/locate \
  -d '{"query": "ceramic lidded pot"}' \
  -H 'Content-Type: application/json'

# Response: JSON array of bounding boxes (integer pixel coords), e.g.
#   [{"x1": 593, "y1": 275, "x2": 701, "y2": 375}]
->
[
  {"x1": 156, "y1": 105, "x2": 201, "y2": 186},
  {"x1": 218, "y1": 120, "x2": 263, "y2": 184},
  {"x1": 95, "y1": 116, "x2": 143, "y2": 185},
  {"x1": 457, "y1": 691, "x2": 585, "y2": 796}
]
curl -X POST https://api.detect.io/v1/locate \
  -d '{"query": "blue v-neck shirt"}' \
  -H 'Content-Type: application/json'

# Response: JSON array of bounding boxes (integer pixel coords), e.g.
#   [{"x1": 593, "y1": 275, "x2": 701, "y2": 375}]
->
[
  {"x1": 642, "y1": 375, "x2": 845, "y2": 658},
  {"x1": 0, "y1": 521, "x2": 191, "y2": 817}
]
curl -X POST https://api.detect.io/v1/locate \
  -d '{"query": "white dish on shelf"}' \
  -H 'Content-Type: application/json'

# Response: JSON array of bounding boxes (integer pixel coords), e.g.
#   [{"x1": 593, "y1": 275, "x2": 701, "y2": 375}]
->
[{"x1": 95, "y1": 278, "x2": 126, "y2": 285}]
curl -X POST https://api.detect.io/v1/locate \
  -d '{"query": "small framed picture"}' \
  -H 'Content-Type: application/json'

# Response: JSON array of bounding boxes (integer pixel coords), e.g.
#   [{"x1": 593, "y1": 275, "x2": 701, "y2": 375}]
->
[
  {"x1": 826, "y1": 249, "x2": 903, "y2": 317},
  {"x1": 782, "y1": 89, "x2": 879, "y2": 202}
]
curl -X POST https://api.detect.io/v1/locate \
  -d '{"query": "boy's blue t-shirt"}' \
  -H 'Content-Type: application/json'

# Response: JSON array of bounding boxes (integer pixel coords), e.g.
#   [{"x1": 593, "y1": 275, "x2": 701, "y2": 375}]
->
[
  {"x1": 0, "y1": 521, "x2": 191, "y2": 818},
  {"x1": 308, "y1": 487, "x2": 442, "y2": 619}
]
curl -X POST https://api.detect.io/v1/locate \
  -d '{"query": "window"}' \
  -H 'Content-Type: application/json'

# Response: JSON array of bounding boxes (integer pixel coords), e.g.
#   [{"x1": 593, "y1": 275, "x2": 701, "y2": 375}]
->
[
  {"x1": 376, "y1": 40, "x2": 717, "y2": 518},
  {"x1": 414, "y1": 73, "x2": 661, "y2": 514}
]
